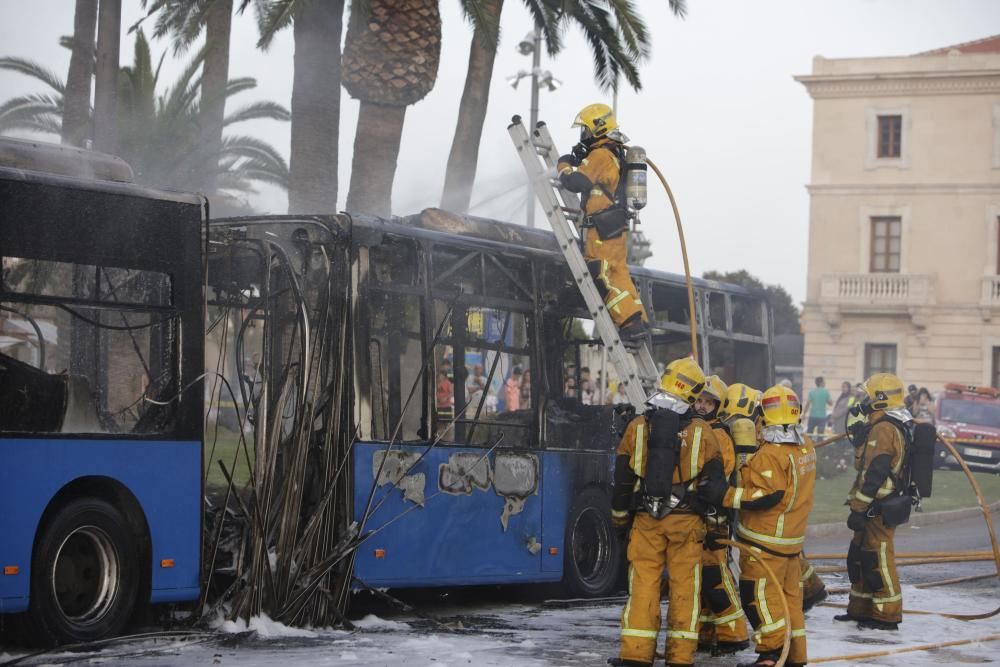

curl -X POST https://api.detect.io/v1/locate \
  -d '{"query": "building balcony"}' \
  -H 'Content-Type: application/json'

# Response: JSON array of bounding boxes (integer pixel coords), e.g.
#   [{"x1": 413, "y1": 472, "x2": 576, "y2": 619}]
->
[
  {"x1": 818, "y1": 273, "x2": 934, "y2": 332},
  {"x1": 979, "y1": 276, "x2": 1000, "y2": 320}
]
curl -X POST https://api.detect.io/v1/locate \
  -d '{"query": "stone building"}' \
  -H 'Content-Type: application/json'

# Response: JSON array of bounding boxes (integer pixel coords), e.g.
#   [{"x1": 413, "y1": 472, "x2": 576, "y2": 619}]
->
[{"x1": 797, "y1": 35, "x2": 1000, "y2": 390}]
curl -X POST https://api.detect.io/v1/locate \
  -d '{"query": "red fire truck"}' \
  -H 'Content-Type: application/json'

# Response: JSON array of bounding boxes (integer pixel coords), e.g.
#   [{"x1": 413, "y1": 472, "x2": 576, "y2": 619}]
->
[{"x1": 934, "y1": 383, "x2": 1000, "y2": 472}]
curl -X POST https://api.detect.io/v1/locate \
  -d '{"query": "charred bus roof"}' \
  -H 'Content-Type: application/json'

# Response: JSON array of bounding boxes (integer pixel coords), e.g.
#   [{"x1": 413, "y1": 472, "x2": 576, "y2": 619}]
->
[
  {"x1": 213, "y1": 208, "x2": 769, "y2": 300},
  {"x1": 0, "y1": 137, "x2": 205, "y2": 207}
]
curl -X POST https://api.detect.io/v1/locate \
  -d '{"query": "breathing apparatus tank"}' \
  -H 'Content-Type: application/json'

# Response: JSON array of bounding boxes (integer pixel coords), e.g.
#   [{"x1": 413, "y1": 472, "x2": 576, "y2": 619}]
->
[{"x1": 624, "y1": 145, "x2": 647, "y2": 211}]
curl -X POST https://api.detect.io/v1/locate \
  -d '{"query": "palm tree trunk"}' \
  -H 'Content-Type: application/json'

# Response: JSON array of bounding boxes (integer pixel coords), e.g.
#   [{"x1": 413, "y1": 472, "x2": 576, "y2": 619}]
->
[
  {"x1": 93, "y1": 0, "x2": 121, "y2": 153},
  {"x1": 288, "y1": 0, "x2": 343, "y2": 214},
  {"x1": 440, "y1": 0, "x2": 503, "y2": 214},
  {"x1": 345, "y1": 101, "x2": 405, "y2": 218},
  {"x1": 62, "y1": 0, "x2": 98, "y2": 147},
  {"x1": 199, "y1": 0, "x2": 232, "y2": 195}
]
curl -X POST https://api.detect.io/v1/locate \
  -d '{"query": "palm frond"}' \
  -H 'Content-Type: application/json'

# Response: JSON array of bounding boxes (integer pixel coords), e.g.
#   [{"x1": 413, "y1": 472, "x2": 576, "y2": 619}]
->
[
  {"x1": 458, "y1": 0, "x2": 501, "y2": 50},
  {"x1": 220, "y1": 134, "x2": 289, "y2": 172},
  {"x1": 601, "y1": 0, "x2": 651, "y2": 63},
  {"x1": 0, "y1": 115, "x2": 63, "y2": 138},
  {"x1": 667, "y1": 0, "x2": 687, "y2": 18},
  {"x1": 256, "y1": 0, "x2": 299, "y2": 50},
  {"x1": 523, "y1": 0, "x2": 562, "y2": 56},
  {"x1": 0, "y1": 57, "x2": 66, "y2": 94},
  {"x1": 223, "y1": 100, "x2": 290, "y2": 125},
  {"x1": 226, "y1": 77, "x2": 257, "y2": 97}
]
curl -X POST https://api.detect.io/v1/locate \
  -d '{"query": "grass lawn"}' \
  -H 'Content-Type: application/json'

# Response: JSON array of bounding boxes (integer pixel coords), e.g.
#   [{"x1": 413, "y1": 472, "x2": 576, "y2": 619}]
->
[
  {"x1": 810, "y1": 468, "x2": 1000, "y2": 525},
  {"x1": 203, "y1": 424, "x2": 255, "y2": 493}
]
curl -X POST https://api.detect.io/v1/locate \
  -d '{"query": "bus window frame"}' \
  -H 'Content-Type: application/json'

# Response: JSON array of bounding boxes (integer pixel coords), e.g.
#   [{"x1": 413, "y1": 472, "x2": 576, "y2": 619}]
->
[{"x1": 0, "y1": 168, "x2": 205, "y2": 442}]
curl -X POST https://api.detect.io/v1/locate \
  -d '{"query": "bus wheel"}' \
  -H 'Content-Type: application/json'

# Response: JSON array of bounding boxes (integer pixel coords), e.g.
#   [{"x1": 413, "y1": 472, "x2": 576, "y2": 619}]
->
[
  {"x1": 29, "y1": 498, "x2": 140, "y2": 646},
  {"x1": 563, "y1": 488, "x2": 623, "y2": 597}
]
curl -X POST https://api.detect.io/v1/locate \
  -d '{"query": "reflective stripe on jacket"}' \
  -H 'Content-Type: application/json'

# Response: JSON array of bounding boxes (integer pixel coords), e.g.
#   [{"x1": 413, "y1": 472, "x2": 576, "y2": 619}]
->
[{"x1": 724, "y1": 436, "x2": 817, "y2": 555}]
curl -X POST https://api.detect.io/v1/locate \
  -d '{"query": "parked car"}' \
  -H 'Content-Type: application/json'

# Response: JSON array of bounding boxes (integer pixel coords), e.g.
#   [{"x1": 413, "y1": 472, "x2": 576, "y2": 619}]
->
[{"x1": 934, "y1": 383, "x2": 1000, "y2": 472}]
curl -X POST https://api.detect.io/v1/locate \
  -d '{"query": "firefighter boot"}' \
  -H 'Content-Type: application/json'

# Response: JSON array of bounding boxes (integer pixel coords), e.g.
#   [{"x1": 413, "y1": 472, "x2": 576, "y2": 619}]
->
[
  {"x1": 607, "y1": 659, "x2": 651, "y2": 667},
  {"x1": 858, "y1": 618, "x2": 899, "y2": 631}
]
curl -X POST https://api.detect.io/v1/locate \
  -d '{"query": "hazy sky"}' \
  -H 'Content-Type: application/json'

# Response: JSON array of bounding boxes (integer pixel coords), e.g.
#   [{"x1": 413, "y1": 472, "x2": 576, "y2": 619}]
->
[{"x1": 1, "y1": 0, "x2": 998, "y2": 303}]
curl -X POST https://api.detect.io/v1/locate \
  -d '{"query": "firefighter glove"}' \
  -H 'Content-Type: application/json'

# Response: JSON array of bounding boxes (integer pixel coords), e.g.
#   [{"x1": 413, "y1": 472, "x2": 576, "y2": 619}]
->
[
  {"x1": 697, "y1": 474, "x2": 729, "y2": 507},
  {"x1": 704, "y1": 530, "x2": 724, "y2": 551},
  {"x1": 696, "y1": 458, "x2": 729, "y2": 506},
  {"x1": 847, "y1": 509, "x2": 868, "y2": 532},
  {"x1": 558, "y1": 152, "x2": 580, "y2": 168}
]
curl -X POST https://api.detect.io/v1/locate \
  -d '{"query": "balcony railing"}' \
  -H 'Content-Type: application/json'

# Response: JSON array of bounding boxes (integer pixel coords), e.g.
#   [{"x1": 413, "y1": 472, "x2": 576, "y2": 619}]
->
[
  {"x1": 981, "y1": 276, "x2": 1000, "y2": 307},
  {"x1": 820, "y1": 273, "x2": 933, "y2": 311}
]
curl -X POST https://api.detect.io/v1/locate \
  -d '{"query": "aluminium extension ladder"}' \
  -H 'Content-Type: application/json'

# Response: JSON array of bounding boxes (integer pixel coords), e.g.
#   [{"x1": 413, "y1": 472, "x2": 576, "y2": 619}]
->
[{"x1": 508, "y1": 115, "x2": 659, "y2": 411}]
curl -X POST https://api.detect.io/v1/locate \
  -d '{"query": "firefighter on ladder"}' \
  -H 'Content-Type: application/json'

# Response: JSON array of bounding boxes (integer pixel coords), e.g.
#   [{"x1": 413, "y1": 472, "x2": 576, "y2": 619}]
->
[
  {"x1": 557, "y1": 103, "x2": 648, "y2": 340},
  {"x1": 698, "y1": 385, "x2": 817, "y2": 667},
  {"x1": 693, "y1": 376, "x2": 751, "y2": 657},
  {"x1": 609, "y1": 358, "x2": 724, "y2": 667},
  {"x1": 837, "y1": 372, "x2": 912, "y2": 631}
]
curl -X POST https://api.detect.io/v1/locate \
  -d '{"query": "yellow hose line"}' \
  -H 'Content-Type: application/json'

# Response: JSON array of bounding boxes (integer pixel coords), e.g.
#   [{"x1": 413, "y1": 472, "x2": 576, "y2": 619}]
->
[
  {"x1": 812, "y1": 433, "x2": 846, "y2": 449},
  {"x1": 718, "y1": 539, "x2": 790, "y2": 667},
  {"x1": 813, "y1": 555, "x2": 995, "y2": 574},
  {"x1": 808, "y1": 550, "x2": 992, "y2": 561},
  {"x1": 811, "y1": 633, "x2": 1000, "y2": 663},
  {"x1": 819, "y1": 600, "x2": 998, "y2": 621},
  {"x1": 646, "y1": 157, "x2": 698, "y2": 363},
  {"x1": 915, "y1": 572, "x2": 998, "y2": 589},
  {"x1": 938, "y1": 436, "x2": 1000, "y2": 577}
]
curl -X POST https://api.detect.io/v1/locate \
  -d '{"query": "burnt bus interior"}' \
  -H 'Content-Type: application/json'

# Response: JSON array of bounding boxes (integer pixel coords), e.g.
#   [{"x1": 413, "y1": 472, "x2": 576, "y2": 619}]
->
[
  {"x1": 198, "y1": 208, "x2": 772, "y2": 621},
  {"x1": 0, "y1": 171, "x2": 203, "y2": 439},
  {"x1": 355, "y1": 209, "x2": 774, "y2": 455}
]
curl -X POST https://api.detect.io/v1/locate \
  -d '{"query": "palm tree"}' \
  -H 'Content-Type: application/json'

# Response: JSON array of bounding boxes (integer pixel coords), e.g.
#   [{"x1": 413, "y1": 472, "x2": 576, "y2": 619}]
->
[
  {"x1": 137, "y1": 0, "x2": 246, "y2": 195},
  {"x1": 0, "y1": 31, "x2": 290, "y2": 201},
  {"x1": 441, "y1": 0, "x2": 687, "y2": 215},
  {"x1": 94, "y1": 0, "x2": 122, "y2": 153},
  {"x1": 342, "y1": 0, "x2": 442, "y2": 217},
  {"x1": 256, "y1": 0, "x2": 345, "y2": 215},
  {"x1": 63, "y1": 0, "x2": 98, "y2": 147}
]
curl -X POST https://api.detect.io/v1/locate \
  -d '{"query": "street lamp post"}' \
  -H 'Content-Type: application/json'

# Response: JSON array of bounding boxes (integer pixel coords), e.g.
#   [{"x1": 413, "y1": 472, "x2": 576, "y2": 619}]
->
[{"x1": 508, "y1": 23, "x2": 561, "y2": 228}]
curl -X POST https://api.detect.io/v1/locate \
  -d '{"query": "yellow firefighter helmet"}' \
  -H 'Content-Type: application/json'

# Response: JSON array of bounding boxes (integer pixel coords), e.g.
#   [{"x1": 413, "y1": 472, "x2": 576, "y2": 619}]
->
[
  {"x1": 659, "y1": 357, "x2": 706, "y2": 404},
  {"x1": 761, "y1": 384, "x2": 802, "y2": 427},
  {"x1": 571, "y1": 103, "x2": 618, "y2": 141},
  {"x1": 702, "y1": 375, "x2": 728, "y2": 405},
  {"x1": 721, "y1": 383, "x2": 762, "y2": 420},
  {"x1": 863, "y1": 373, "x2": 906, "y2": 411}
]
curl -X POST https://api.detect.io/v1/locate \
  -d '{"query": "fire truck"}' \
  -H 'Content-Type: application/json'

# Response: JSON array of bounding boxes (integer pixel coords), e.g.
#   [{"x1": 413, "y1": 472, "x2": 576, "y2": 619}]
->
[{"x1": 934, "y1": 383, "x2": 1000, "y2": 472}]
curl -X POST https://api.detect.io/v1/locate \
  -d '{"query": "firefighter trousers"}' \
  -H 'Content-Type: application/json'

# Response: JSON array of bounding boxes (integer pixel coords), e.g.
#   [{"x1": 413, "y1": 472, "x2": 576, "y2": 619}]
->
[
  {"x1": 699, "y1": 539, "x2": 749, "y2": 646},
  {"x1": 739, "y1": 547, "x2": 807, "y2": 664},
  {"x1": 800, "y1": 554, "x2": 826, "y2": 606},
  {"x1": 620, "y1": 512, "x2": 705, "y2": 666},
  {"x1": 583, "y1": 227, "x2": 647, "y2": 328},
  {"x1": 846, "y1": 517, "x2": 901, "y2": 623}
]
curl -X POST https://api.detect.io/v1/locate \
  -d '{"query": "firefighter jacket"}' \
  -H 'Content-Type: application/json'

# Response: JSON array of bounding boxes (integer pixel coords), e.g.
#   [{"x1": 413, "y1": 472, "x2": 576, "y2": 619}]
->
[
  {"x1": 711, "y1": 420, "x2": 738, "y2": 481},
  {"x1": 557, "y1": 139, "x2": 623, "y2": 216},
  {"x1": 612, "y1": 412, "x2": 723, "y2": 521},
  {"x1": 848, "y1": 411, "x2": 906, "y2": 512},
  {"x1": 723, "y1": 436, "x2": 817, "y2": 556}
]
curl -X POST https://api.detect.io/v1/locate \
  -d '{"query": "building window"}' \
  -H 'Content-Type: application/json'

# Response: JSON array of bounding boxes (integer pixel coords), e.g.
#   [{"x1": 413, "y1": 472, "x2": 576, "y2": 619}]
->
[
  {"x1": 993, "y1": 347, "x2": 1000, "y2": 389},
  {"x1": 865, "y1": 344, "x2": 897, "y2": 377},
  {"x1": 870, "y1": 216, "x2": 901, "y2": 273},
  {"x1": 877, "y1": 115, "x2": 902, "y2": 158}
]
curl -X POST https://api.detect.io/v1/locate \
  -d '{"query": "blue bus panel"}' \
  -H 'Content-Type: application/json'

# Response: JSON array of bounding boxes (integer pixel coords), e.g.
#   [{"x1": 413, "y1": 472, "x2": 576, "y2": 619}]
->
[
  {"x1": 352, "y1": 442, "x2": 609, "y2": 588},
  {"x1": 0, "y1": 438, "x2": 201, "y2": 613}
]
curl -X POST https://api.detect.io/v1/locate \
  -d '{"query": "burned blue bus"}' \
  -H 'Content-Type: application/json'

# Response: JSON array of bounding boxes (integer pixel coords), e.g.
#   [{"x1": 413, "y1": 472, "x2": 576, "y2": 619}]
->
[{"x1": 208, "y1": 208, "x2": 773, "y2": 600}]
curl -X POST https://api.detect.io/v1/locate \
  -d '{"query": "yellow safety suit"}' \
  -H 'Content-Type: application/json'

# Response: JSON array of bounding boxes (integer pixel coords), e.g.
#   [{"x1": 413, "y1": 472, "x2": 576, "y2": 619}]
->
[
  {"x1": 557, "y1": 140, "x2": 647, "y2": 328},
  {"x1": 722, "y1": 435, "x2": 816, "y2": 665},
  {"x1": 615, "y1": 413, "x2": 722, "y2": 666},
  {"x1": 698, "y1": 421, "x2": 749, "y2": 649},
  {"x1": 799, "y1": 554, "x2": 826, "y2": 608},
  {"x1": 845, "y1": 412, "x2": 905, "y2": 624}
]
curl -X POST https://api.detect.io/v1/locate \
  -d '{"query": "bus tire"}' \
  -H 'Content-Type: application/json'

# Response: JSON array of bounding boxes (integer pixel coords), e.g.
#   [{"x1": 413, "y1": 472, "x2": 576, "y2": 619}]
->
[
  {"x1": 29, "y1": 497, "x2": 140, "y2": 646},
  {"x1": 563, "y1": 487, "x2": 623, "y2": 597}
]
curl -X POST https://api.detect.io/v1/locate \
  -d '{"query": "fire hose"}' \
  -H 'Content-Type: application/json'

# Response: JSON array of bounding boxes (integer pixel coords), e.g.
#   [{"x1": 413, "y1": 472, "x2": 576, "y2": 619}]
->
[{"x1": 646, "y1": 158, "x2": 698, "y2": 363}]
